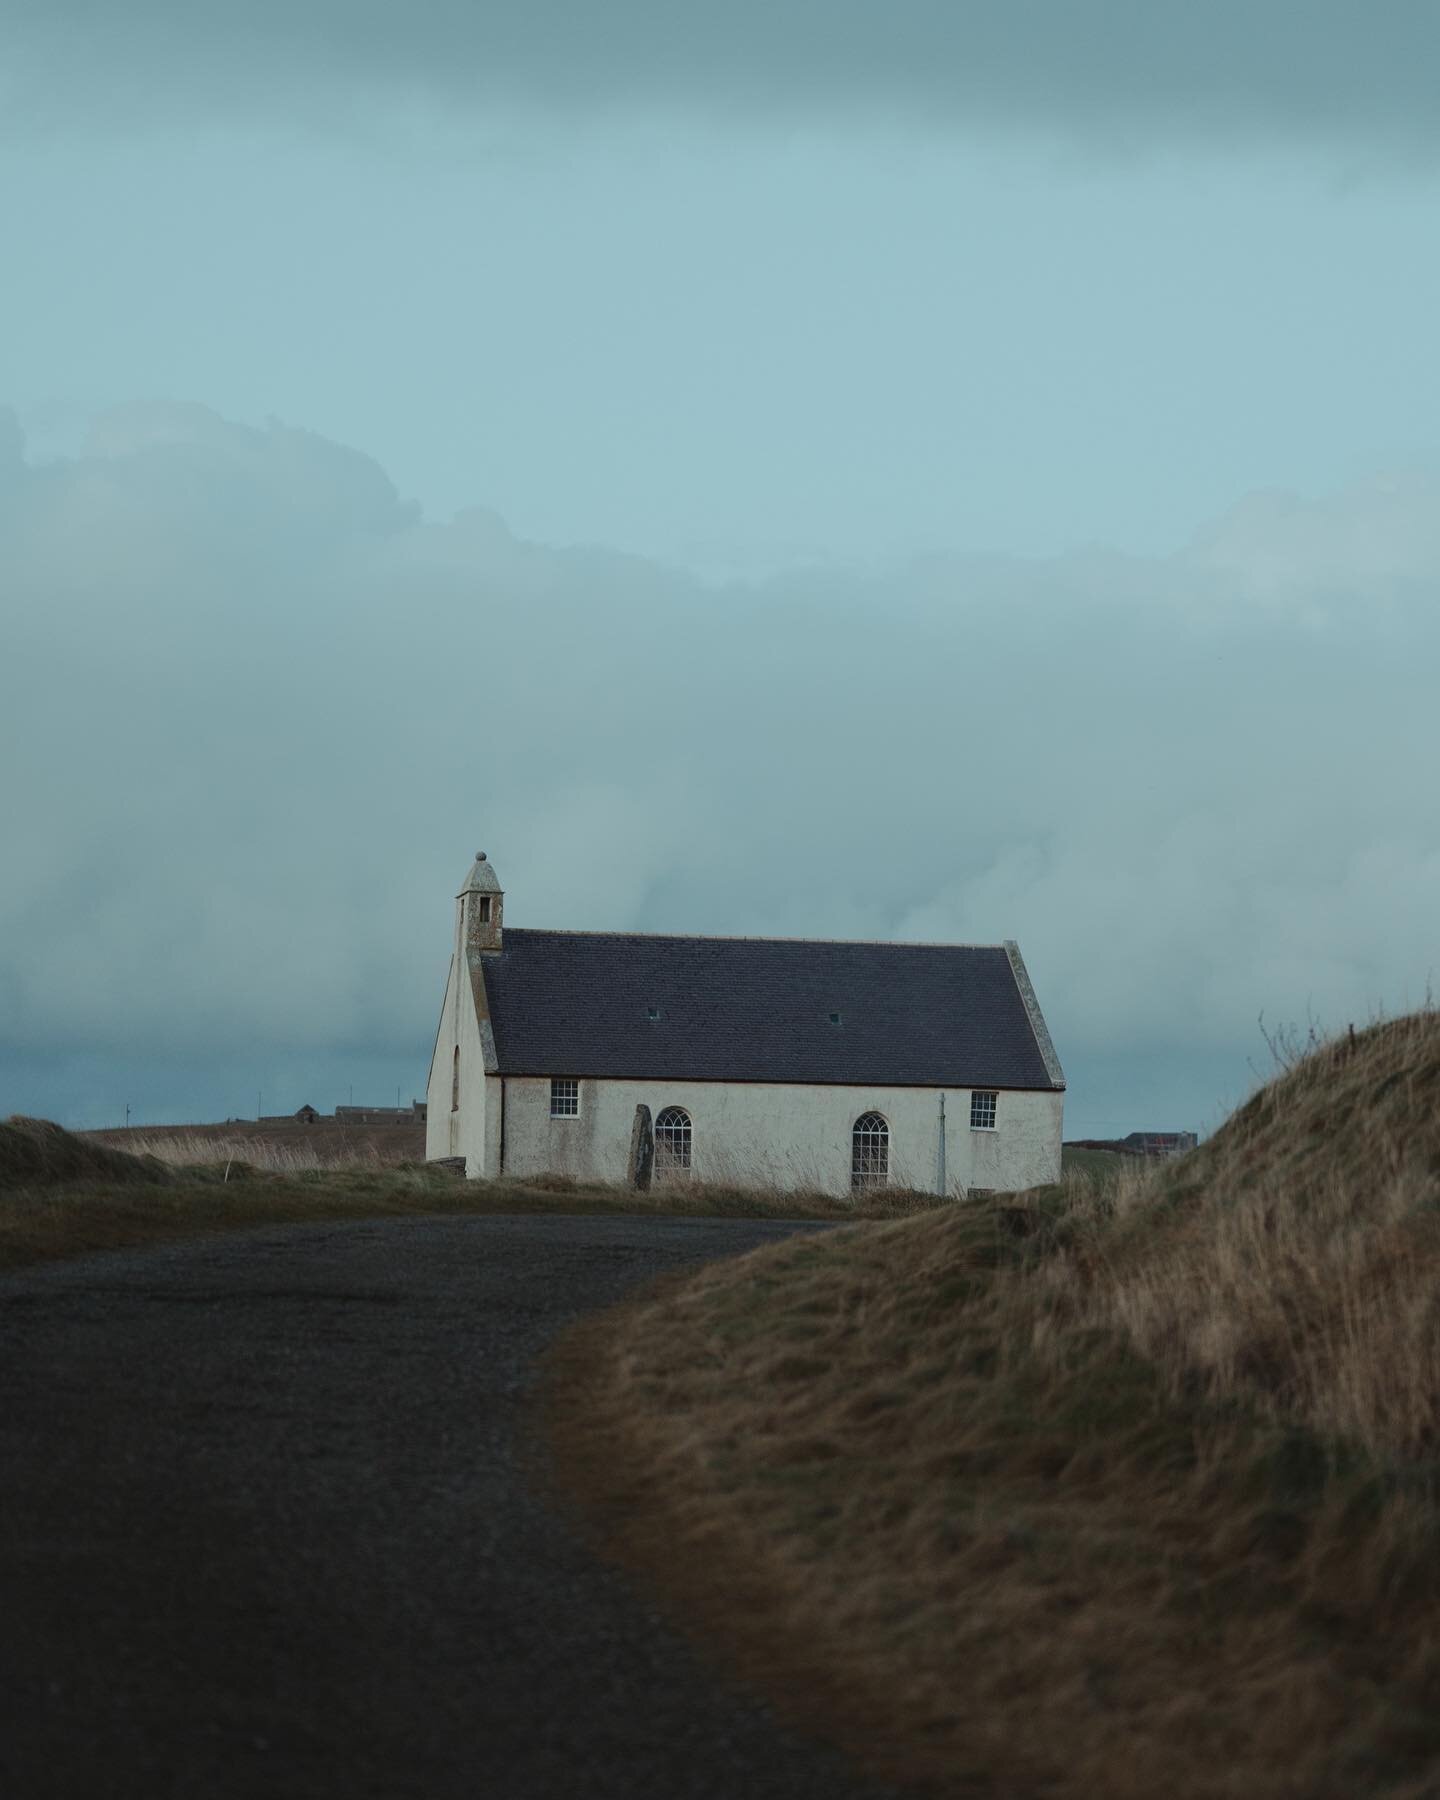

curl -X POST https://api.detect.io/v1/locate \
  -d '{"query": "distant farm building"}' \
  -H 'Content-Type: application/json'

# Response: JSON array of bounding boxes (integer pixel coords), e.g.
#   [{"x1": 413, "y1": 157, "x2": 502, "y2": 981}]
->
[
  {"x1": 1069, "y1": 1132, "x2": 1198, "y2": 1159},
  {"x1": 425, "y1": 851, "x2": 1065, "y2": 1198},
  {"x1": 257, "y1": 1103, "x2": 425, "y2": 1126},
  {"x1": 335, "y1": 1103, "x2": 427, "y2": 1126},
  {"x1": 1123, "y1": 1130, "x2": 1197, "y2": 1157}
]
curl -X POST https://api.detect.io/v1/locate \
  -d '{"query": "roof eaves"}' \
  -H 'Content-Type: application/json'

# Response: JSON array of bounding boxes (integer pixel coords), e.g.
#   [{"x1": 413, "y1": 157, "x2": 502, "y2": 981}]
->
[{"x1": 491, "y1": 1066, "x2": 1059, "y2": 1092}]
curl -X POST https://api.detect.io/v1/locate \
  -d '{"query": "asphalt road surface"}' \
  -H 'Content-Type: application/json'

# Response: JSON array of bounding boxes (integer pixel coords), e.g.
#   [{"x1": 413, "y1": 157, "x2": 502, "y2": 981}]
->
[{"x1": 0, "y1": 1216, "x2": 905, "y2": 1800}]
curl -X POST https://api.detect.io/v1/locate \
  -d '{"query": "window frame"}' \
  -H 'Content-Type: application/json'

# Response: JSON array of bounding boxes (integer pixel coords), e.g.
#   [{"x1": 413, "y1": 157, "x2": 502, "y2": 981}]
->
[
  {"x1": 851, "y1": 1111, "x2": 890, "y2": 1190},
  {"x1": 654, "y1": 1105, "x2": 693, "y2": 1175},
  {"x1": 550, "y1": 1077, "x2": 580, "y2": 1118},
  {"x1": 970, "y1": 1089, "x2": 998, "y2": 1131}
]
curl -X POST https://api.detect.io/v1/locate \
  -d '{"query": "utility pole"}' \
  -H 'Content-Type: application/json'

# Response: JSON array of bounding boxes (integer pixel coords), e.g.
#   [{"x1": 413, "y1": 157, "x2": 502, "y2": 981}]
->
[{"x1": 125, "y1": 1103, "x2": 131, "y2": 1132}]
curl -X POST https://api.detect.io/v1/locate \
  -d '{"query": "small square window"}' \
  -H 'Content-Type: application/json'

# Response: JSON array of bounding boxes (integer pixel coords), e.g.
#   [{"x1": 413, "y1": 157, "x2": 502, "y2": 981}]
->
[
  {"x1": 828, "y1": 1011, "x2": 842, "y2": 1026},
  {"x1": 970, "y1": 1090, "x2": 997, "y2": 1131},
  {"x1": 550, "y1": 1078, "x2": 579, "y2": 1117},
  {"x1": 647, "y1": 1006, "x2": 661, "y2": 1022}
]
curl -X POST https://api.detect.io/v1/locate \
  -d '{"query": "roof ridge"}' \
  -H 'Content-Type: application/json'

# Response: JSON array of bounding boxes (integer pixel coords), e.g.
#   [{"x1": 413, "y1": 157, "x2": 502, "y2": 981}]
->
[{"x1": 502, "y1": 926, "x2": 1009, "y2": 951}]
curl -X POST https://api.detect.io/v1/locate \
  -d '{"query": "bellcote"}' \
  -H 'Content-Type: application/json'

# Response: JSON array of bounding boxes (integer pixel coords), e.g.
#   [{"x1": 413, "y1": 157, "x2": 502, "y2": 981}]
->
[{"x1": 458, "y1": 851, "x2": 504, "y2": 954}]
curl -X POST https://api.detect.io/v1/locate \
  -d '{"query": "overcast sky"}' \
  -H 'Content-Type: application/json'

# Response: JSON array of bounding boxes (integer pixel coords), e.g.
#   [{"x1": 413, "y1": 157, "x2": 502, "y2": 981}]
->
[{"x1": 4, "y1": 4, "x2": 1439, "y2": 1138}]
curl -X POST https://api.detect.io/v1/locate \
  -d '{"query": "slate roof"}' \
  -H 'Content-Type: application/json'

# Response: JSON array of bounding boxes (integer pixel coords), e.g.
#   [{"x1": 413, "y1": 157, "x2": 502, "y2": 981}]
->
[{"x1": 479, "y1": 930, "x2": 1063, "y2": 1090}]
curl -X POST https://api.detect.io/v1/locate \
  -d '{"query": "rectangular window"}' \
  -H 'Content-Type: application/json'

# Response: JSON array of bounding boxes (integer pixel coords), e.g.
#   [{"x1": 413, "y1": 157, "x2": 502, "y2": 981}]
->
[
  {"x1": 550, "y1": 1078, "x2": 579, "y2": 1118},
  {"x1": 970, "y1": 1090, "x2": 998, "y2": 1131},
  {"x1": 478, "y1": 896, "x2": 492, "y2": 922}
]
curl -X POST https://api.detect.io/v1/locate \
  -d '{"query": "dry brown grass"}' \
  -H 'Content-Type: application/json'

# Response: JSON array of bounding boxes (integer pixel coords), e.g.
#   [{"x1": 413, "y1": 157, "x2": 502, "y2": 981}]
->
[
  {"x1": 1, "y1": 1115, "x2": 177, "y2": 1188},
  {"x1": 87, "y1": 1117, "x2": 424, "y2": 1171},
  {"x1": 99, "y1": 1131, "x2": 400, "y2": 1175},
  {"x1": 1087, "y1": 1011, "x2": 1440, "y2": 1458},
  {"x1": 547, "y1": 1012, "x2": 1440, "y2": 1798}
]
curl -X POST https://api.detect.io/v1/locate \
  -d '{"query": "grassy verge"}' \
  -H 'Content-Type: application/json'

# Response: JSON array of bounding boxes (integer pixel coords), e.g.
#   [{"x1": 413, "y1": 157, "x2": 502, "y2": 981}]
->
[
  {"x1": 547, "y1": 1016, "x2": 1440, "y2": 1798},
  {"x1": 87, "y1": 1121, "x2": 425, "y2": 1172},
  {"x1": 0, "y1": 1116, "x2": 944, "y2": 1276}
]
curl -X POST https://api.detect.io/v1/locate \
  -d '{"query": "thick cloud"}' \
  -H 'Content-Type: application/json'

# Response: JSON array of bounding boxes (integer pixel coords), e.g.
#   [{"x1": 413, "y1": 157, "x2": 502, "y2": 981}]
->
[
  {"x1": 5, "y1": 3, "x2": 1440, "y2": 151},
  {"x1": 3, "y1": 400, "x2": 1439, "y2": 1132}
]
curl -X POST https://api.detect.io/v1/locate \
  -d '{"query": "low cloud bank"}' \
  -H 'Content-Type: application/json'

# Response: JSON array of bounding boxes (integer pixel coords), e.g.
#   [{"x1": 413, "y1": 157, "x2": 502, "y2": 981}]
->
[
  {"x1": 8, "y1": 3, "x2": 1440, "y2": 154},
  {"x1": 3, "y1": 400, "x2": 1437, "y2": 1131}
]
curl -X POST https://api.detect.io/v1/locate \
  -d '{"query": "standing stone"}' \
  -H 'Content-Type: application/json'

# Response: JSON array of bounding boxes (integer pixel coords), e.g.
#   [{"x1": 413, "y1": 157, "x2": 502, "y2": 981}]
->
[{"x1": 629, "y1": 1105, "x2": 654, "y2": 1192}]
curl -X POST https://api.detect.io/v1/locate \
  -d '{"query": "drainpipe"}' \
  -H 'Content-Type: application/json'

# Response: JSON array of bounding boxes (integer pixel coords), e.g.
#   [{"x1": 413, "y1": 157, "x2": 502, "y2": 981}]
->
[{"x1": 937, "y1": 1092, "x2": 947, "y2": 1198}]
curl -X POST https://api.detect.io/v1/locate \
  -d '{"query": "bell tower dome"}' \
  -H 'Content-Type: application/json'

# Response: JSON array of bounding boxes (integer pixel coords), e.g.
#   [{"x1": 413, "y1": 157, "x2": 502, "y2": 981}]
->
[{"x1": 458, "y1": 851, "x2": 504, "y2": 955}]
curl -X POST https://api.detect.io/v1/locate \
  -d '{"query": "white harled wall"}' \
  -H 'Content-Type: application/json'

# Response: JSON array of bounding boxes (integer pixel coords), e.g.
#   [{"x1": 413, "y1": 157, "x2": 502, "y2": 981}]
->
[
  {"x1": 486, "y1": 1074, "x2": 1062, "y2": 1197},
  {"x1": 423, "y1": 958, "x2": 455, "y2": 1161},
  {"x1": 424, "y1": 952, "x2": 490, "y2": 1173}
]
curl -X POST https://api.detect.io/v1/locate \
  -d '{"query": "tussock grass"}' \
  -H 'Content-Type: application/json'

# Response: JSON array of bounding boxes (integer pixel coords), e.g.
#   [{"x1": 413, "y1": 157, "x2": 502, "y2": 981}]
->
[
  {"x1": 549, "y1": 1012, "x2": 1440, "y2": 1798},
  {"x1": 1055, "y1": 1141, "x2": 1135, "y2": 1188},
  {"x1": 86, "y1": 1123, "x2": 422, "y2": 1172},
  {"x1": 101, "y1": 1131, "x2": 398, "y2": 1174},
  {"x1": 1080, "y1": 1009, "x2": 1440, "y2": 1459},
  {"x1": 0, "y1": 1117, "x2": 944, "y2": 1274},
  {"x1": 0, "y1": 1115, "x2": 176, "y2": 1188}
]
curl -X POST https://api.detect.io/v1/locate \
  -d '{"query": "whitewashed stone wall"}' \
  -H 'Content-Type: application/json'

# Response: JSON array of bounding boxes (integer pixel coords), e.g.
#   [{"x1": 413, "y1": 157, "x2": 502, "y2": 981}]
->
[
  {"x1": 424, "y1": 954, "x2": 490, "y2": 1172},
  {"x1": 481, "y1": 1074, "x2": 1062, "y2": 1197}
]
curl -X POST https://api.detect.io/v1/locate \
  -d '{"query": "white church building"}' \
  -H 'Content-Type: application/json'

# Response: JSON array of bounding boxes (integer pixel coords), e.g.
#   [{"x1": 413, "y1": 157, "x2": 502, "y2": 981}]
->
[{"x1": 425, "y1": 852, "x2": 1065, "y2": 1198}]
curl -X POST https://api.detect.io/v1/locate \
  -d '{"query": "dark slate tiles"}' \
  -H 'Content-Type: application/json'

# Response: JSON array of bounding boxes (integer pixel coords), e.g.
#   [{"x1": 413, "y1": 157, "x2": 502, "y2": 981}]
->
[{"x1": 481, "y1": 931, "x2": 1059, "y2": 1090}]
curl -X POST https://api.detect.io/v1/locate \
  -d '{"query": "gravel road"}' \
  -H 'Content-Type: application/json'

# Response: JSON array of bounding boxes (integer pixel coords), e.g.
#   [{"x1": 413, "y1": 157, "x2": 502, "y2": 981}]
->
[{"x1": 0, "y1": 1215, "x2": 904, "y2": 1800}]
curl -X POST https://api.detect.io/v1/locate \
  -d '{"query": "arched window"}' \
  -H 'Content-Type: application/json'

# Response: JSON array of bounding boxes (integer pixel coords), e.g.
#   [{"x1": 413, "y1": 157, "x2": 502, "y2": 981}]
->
[
  {"x1": 851, "y1": 1112, "x2": 889, "y2": 1189},
  {"x1": 451, "y1": 1045, "x2": 460, "y2": 1113},
  {"x1": 654, "y1": 1106, "x2": 693, "y2": 1176}
]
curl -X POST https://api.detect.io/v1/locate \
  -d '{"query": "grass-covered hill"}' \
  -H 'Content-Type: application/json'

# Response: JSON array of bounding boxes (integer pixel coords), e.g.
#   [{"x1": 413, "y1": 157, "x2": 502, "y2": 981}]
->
[
  {"x1": 550, "y1": 1012, "x2": 1440, "y2": 1799},
  {"x1": 0, "y1": 1115, "x2": 177, "y2": 1190}
]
